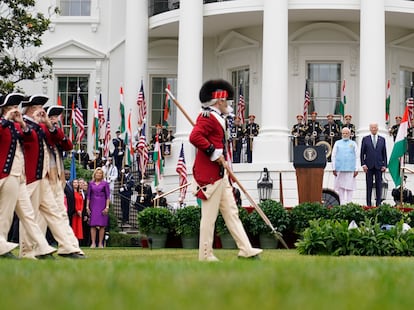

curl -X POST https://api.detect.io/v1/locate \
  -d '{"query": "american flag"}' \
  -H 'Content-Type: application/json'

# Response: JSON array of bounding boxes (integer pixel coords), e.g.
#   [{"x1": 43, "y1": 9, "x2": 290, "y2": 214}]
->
[
  {"x1": 75, "y1": 89, "x2": 85, "y2": 143},
  {"x1": 137, "y1": 80, "x2": 147, "y2": 127},
  {"x1": 103, "y1": 108, "x2": 111, "y2": 157},
  {"x1": 236, "y1": 84, "x2": 245, "y2": 124},
  {"x1": 137, "y1": 123, "x2": 149, "y2": 179},
  {"x1": 176, "y1": 143, "x2": 188, "y2": 202},
  {"x1": 303, "y1": 80, "x2": 310, "y2": 124},
  {"x1": 407, "y1": 97, "x2": 414, "y2": 128},
  {"x1": 98, "y1": 93, "x2": 105, "y2": 139}
]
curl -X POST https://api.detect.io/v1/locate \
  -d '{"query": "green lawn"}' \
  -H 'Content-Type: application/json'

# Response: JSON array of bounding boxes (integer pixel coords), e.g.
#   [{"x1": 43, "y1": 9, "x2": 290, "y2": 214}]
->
[{"x1": 2, "y1": 248, "x2": 414, "y2": 310}]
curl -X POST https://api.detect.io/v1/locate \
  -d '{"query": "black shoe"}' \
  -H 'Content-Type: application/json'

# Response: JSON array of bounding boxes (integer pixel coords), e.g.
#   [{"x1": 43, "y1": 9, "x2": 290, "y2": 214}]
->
[
  {"x1": 36, "y1": 253, "x2": 56, "y2": 260},
  {"x1": 58, "y1": 253, "x2": 87, "y2": 259},
  {"x1": 0, "y1": 252, "x2": 18, "y2": 259}
]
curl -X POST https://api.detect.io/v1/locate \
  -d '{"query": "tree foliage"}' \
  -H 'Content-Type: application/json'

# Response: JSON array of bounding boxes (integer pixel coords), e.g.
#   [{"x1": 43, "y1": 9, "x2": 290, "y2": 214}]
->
[{"x1": 0, "y1": 0, "x2": 57, "y2": 93}]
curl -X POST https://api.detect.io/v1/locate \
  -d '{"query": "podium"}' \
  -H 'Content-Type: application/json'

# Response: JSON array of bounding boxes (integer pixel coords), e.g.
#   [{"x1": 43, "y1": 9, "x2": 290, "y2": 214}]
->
[{"x1": 293, "y1": 146, "x2": 327, "y2": 204}]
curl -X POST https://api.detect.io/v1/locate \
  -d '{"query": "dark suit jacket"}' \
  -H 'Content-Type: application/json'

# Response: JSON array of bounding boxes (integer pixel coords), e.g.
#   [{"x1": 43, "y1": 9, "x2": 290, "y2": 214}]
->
[
  {"x1": 64, "y1": 181, "x2": 75, "y2": 218},
  {"x1": 360, "y1": 135, "x2": 387, "y2": 169}
]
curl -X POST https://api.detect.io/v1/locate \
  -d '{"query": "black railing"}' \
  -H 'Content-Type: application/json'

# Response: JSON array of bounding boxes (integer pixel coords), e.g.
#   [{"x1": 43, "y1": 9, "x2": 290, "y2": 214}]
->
[{"x1": 148, "y1": 0, "x2": 235, "y2": 17}]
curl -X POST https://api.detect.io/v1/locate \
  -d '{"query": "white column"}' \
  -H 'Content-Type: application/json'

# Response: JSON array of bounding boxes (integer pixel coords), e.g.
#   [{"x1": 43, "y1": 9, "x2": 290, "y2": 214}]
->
[
  {"x1": 254, "y1": 0, "x2": 289, "y2": 164},
  {"x1": 359, "y1": 0, "x2": 386, "y2": 136},
  {"x1": 170, "y1": 0, "x2": 203, "y2": 165},
  {"x1": 124, "y1": 0, "x2": 148, "y2": 134}
]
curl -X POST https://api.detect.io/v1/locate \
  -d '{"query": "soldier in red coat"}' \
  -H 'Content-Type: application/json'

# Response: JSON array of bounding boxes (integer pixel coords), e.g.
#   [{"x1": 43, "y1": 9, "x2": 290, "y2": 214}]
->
[
  {"x1": 0, "y1": 93, "x2": 56, "y2": 259},
  {"x1": 20, "y1": 95, "x2": 85, "y2": 259},
  {"x1": 190, "y1": 79, "x2": 262, "y2": 261}
]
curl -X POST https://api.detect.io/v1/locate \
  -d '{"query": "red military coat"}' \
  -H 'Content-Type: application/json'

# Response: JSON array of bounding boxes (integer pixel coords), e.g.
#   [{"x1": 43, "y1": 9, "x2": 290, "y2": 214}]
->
[
  {"x1": 23, "y1": 117, "x2": 65, "y2": 184},
  {"x1": 189, "y1": 110, "x2": 227, "y2": 187},
  {"x1": 0, "y1": 118, "x2": 28, "y2": 180}
]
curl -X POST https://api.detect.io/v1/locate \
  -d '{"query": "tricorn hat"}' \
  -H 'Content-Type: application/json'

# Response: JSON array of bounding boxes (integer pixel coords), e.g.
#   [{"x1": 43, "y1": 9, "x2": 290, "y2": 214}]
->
[
  {"x1": 0, "y1": 93, "x2": 26, "y2": 107},
  {"x1": 199, "y1": 79, "x2": 234, "y2": 104},
  {"x1": 21, "y1": 94, "x2": 49, "y2": 108},
  {"x1": 46, "y1": 105, "x2": 64, "y2": 117}
]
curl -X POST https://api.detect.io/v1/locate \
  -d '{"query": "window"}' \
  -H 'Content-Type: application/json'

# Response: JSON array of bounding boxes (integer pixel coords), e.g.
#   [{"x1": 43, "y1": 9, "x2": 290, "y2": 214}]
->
[
  {"x1": 400, "y1": 69, "x2": 414, "y2": 115},
  {"x1": 307, "y1": 63, "x2": 342, "y2": 117},
  {"x1": 150, "y1": 76, "x2": 177, "y2": 137},
  {"x1": 57, "y1": 76, "x2": 89, "y2": 149},
  {"x1": 60, "y1": 0, "x2": 91, "y2": 16},
  {"x1": 231, "y1": 68, "x2": 250, "y2": 122}
]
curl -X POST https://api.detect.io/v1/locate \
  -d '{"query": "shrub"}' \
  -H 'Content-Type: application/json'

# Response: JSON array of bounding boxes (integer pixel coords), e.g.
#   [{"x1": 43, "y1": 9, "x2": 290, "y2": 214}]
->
[
  {"x1": 296, "y1": 218, "x2": 414, "y2": 256},
  {"x1": 289, "y1": 202, "x2": 329, "y2": 233},
  {"x1": 107, "y1": 232, "x2": 140, "y2": 247},
  {"x1": 137, "y1": 207, "x2": 174, "y2": 234},
  {"x1": 329, "y1": 203, "x2": 366, "y2": 225},
  {"x1": 249, "y1": 200, "x2": 289, "y2": 236},
  {"x1": 174, "y1": 206, "x2": 201, "y2": 236},
  {"x1": 365, "y1": 204, "x2": 404, "y2": 226}
]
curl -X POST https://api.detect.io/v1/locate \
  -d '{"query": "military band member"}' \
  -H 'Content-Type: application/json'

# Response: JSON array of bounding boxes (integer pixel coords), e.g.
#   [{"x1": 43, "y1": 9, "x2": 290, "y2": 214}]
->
[
  {"x1": 291, "y1": 114, "x2": 307, "y2": 146},
  {"x1": 231, "y1": 116, "x2": 244, "y2": 163},
  {"x1": 408, "y1": 121, "x2": 414, "y2": 164},
  {"x1": 323, "y1": 113, "x2": 340, "y2": 144},
  {"x1": 0, "y1": 93, "x2": 56, "y2": 259},
  {"x1": 20, "y1": 95, "x2": 85, "y2": 259},
  {"x1": 189, "y1": 79, "x2": 262, "y2": 261},
  {"x1": 112, "y1": 130, "x2": 125, "y2": 173},
  {"x1": 389, "y1": 116, "x2": 402, "y2": 142},
  {"x1": 341, "y1": 114, "x2": 356, "y2": 141},
  {"x1": 134, "y1": 181, "x2": 153, "y2": 211},
  {"x1": 306, "y1": 111, "x2": 322, "y2": 145},
  {"x1": 244, "y1": 114, "x2": 259, "y2": 163}
]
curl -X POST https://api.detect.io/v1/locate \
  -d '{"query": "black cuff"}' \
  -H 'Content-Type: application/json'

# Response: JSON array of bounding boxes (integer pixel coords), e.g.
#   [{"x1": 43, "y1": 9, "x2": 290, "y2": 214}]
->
[{"x1": 205, "y1": 144, "x2": 215, "y2": 156}]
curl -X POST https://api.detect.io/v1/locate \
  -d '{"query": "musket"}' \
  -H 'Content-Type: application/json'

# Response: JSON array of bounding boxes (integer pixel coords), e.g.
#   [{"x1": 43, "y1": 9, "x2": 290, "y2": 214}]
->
[{"x1": 165, "y1": 88, "x2": 289, "y2": 249}]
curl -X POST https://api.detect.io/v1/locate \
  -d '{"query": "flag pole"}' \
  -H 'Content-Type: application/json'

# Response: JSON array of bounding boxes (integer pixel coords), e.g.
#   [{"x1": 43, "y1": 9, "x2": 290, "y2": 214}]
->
[{"x1": 165, "y1": 88, "x2": 289, "y2": 249}]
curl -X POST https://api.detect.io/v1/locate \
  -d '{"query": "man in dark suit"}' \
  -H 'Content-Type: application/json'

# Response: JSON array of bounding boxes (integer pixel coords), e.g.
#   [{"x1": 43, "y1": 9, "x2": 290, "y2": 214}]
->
[
  {"x1": 64, "y1": 170, "x2": 75, "y2": 225},
  {"x1": 360, "y1": 123, "x2": 387, "y2": 206},
  {"x1": 119, "y1": 164, "x2": 135, "y2": 224}
]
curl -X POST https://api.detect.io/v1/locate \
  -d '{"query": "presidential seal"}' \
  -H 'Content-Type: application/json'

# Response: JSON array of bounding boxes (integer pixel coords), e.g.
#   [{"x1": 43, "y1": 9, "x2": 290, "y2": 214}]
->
[{"x1": 303, "y1": 147, "x2": 317, "y2": 162}]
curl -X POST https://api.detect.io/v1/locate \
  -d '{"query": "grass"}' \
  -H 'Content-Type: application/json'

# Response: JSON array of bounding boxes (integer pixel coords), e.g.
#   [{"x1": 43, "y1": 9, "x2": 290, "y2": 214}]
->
[{"x1": 2, "y1": 248, "x2": 414, "y2": 310}]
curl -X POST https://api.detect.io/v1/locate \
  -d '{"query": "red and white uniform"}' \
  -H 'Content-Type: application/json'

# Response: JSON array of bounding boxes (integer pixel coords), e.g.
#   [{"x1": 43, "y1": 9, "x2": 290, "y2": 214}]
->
[{"x1": 190, "y1": 108, "x2": 262, "y2": 261}]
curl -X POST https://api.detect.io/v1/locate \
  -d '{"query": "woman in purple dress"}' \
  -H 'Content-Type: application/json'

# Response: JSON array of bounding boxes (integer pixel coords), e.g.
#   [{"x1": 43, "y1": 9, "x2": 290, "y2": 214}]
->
[{"x1": 86, "y1": 168, "x2": 110, "y2": 248}]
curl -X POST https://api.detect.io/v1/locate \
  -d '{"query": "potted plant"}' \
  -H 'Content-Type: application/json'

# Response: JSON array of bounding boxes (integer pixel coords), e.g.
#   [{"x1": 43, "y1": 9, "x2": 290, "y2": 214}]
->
[
  {"x1": 215, "y1": 207, "x2": 250, "y2": 249},
  {"x1": 137, "y1": 207, "x2": 174, "y2": 248},
  {"x1": 249, "y1": 200, "x2": 289, "y2": 249},
  {"x1": 174, "y1": 205, "x2": 201, "y2": 249},
  {"x1": 289, "y1": 202, "x2": 329, "y2": 234}
]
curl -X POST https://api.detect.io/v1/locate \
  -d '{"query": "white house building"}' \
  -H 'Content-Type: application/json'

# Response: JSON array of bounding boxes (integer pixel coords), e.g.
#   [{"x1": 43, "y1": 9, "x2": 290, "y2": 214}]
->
[{"x1": 18, "y1": 0, "x2": 414, "y2": 207}]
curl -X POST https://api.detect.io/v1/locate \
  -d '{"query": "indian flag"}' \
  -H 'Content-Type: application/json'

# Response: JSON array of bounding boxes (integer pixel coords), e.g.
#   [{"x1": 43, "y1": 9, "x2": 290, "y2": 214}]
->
[
  {"x1": 153, "y1": 134, "x2": 163, "y2": 189},
  {"x1": 92, "y1": 97, "x2": 99, "y2": 151},
  {"x1": 119, "y1": 86, "x2": 126, "y2": 133},
  {"x1": 385, "y1": 80, "x2": 391, "y2": 126},
  {"x1": 339, "y1": 80, "x2": 346, "y2": 117},
  {"x1": 389, "y1": 105, "x2": 409, "y2": 187}
]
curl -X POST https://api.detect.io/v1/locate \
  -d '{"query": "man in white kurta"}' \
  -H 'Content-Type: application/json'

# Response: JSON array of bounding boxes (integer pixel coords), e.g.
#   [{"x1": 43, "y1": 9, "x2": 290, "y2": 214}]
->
[{"x1": 331, "y1": 127, "x2": 359, "y2": 204}]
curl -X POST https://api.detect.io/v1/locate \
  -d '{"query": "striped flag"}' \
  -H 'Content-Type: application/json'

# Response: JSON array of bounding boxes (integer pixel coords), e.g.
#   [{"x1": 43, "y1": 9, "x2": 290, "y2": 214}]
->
[
  {"x1": 69, "y1": 99, "x2": 76, "y2": 143},
  {"x1": 153, "y1": 134, "x2": 163, "y2": 189},
  {"x1": 385, "y1": 80, "x2": 391, "y2": 126},
  {"x1": 75, "y1": 88, "x2": 85, "y2": 143},
  {"x1": 339, "y1": 80, "x2": 346, "y2": 117},
  {"x1": 163, "y1": 83, "x2": 171, "y2": 127},
  {"x1": 236, "y1": 84, "x2": 245, "y2": 124},
  {"x1": 303, "y1": 80, "x2": 310, "y2": 124},
  {"x1": 176, "y1": 143, "x2": 188, "y2": 202},
  {"x1": 119, "y1": 86, "x2": 126, "y2": 133},
  {"x1": 98, "y1": 93, "x2": 105, "y2": 139},
  {"x1": 389, "y1": 105, "x2": 409, "y2": 187},
  {"x1": 137, "y1": 80, "x2": 147, "y2": 127},
  {"x1": 125, "y1": 109, "x2": 134, "y2": 165},
  {"x1": 137, "y1": 123, "x2": 149, "y2": 179},
  {"x1": 92, "y1": 97, "x2": 99, "y2": 151},
  {"x1": 103, "y1": 108, "x2": 111, "y2": 157}
]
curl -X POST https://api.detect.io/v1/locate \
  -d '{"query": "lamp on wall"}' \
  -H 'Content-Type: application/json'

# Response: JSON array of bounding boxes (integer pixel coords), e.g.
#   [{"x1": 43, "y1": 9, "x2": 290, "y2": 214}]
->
[{"x1": 257, "y1": 167, "x2": 273, "y2": 201}]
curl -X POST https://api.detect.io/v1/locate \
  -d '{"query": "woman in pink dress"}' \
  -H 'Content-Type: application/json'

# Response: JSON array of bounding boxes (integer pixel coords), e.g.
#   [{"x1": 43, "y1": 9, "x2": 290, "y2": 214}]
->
[
  {"x1": 71, "y1": 179, "x2": 84, "y2": 240},
  {"x1": 86, "y1": 168, "x2": 110, "y2": 248}
]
